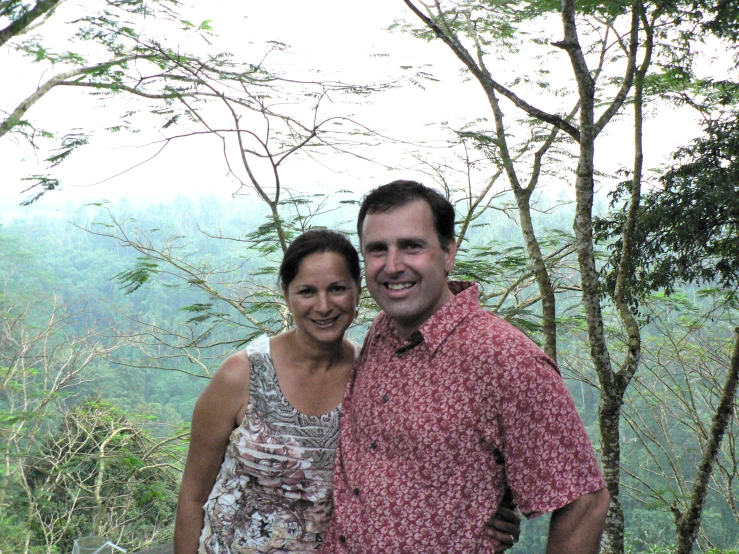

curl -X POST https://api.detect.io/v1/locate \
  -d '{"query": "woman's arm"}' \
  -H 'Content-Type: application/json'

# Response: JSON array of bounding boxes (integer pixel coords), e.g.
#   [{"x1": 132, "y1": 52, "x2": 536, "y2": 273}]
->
[{"x1": 174, "y1": 352, "x2": 251, "y2": 554}]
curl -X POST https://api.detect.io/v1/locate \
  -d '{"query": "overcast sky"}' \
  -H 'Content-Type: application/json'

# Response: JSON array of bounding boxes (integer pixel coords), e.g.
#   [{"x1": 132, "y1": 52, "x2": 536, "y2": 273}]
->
[{"x1": 0, "y1": 0, "x2": 709, "y2": 220}]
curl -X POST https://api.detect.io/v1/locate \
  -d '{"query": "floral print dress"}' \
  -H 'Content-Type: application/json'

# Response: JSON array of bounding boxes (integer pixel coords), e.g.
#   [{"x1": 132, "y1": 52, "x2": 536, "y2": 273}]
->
[{"x1": 199, "y1": 335, "x2": 343, "y2": 553}]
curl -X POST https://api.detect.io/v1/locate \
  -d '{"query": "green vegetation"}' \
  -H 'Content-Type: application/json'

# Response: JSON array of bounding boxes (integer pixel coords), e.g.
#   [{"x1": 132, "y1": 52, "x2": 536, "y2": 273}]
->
[
  {"x1": 3, "y1": 0, "x2": 739, "y2": 552},
  {"x1": 1, "y1": 193, "x2": 738, "y2": 552}
]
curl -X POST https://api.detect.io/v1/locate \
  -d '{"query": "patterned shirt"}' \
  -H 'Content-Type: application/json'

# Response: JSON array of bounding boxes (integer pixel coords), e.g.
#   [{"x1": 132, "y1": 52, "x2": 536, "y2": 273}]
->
[
  {"x1": 200, "y1": 335, "x2": 340, "y2": 553},
  {"x1": 322, "y1": 281, "x2": 605, "y2": 553}
]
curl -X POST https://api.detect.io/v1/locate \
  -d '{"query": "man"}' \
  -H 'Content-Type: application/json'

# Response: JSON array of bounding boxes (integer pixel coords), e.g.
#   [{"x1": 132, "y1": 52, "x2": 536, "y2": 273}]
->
[{"x1": 323, "y1": 181, "x2": 609, "y2": 553}]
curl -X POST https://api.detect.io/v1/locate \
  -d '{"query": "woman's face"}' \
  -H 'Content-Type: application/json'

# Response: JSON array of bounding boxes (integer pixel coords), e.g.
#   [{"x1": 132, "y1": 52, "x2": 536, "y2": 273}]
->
[{"x1": 284, "y1": 251, "x2": 360, "y2": 347}]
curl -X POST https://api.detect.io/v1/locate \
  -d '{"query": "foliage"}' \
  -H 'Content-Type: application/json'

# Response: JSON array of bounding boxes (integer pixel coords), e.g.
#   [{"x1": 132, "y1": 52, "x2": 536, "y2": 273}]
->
[
  {"x1": 621, "y1": 292, "x2": 739, "y2": 551},
  {"x1": 2, "y1": 0, "x2": 386, "y2": 206},
  {"x1": 11, "y1": 399, "x2": 183, "y2": 553},
  {"x1": 3, "y1": 189, "x2": 739, "y2": 552},
  {"x1": 1, "y1": 0, "x2": 184, "y2": 201},
  {"x1": 595, "y1": 112, "x2": 739, "y2": 310},
  {"x1": 0, "y1": 231, "x2": 187, "y2": 551}
]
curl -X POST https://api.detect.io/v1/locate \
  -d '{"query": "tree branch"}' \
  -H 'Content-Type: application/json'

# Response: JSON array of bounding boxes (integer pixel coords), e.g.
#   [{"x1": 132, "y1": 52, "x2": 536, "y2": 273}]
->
[
  {"x1": 0, "y1": 58, "x2": 137, "y2": 139},
  {"x1": 0, "y1": 0, "x2": 62, "y2": 48},
  {"x1": 401, "y1": 0, "x2": 581, "y2": 142}
]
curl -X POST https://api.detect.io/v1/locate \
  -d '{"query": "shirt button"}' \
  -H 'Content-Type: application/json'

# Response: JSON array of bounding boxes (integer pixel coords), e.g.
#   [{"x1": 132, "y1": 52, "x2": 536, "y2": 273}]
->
[
  {"x1": 340, "y1": 535, "x2": 346, "y2": 543},
  {"x1": 395, "y1": 351, "x2": 403, "y2": 358},
  {"x1": 354, "y1": 487, "x2": 360, "y2": 496},
  {"x1": 370, "y1": 441, "x2": 377, "y2": 450},
  {"x1": 381, "y1": 394, "x2": 389, "y2": 403}
]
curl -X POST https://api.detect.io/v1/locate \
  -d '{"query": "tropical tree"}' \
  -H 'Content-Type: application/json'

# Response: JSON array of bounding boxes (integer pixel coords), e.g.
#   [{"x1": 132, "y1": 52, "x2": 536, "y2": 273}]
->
[
  {"x1": 596, "y1": 107, "x2": 739, "y2": 552},
  {"x1": 1, "y1": 0, "x2": 187, "y2": 203},
  {"x1": 2, "y1": 0, "x2": 388, "y2": 209},
  {"x1": 18, "y1": 399, "x2": 184, "y2": 553},
  {"x1": 394, "y1": 2, "x2": 639, "y2": 550}
]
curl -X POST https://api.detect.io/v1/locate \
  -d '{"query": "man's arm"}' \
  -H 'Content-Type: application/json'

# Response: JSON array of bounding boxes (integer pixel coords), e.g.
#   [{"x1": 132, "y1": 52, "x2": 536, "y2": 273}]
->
[{"x1": 546, "y1": 487, "x2": 610, "y2": 554}]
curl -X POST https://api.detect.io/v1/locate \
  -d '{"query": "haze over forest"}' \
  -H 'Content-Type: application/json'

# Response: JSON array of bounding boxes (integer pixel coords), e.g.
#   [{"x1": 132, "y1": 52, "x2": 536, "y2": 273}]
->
[{"x1": 2, "y1": 1, "x2": 739, "y2": 553}]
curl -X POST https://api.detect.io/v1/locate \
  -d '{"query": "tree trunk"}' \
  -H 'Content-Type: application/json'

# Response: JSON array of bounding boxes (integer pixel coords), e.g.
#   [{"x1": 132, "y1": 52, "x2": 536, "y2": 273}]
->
[
  {"x1": 402, "y1": 2, "x2": 642, "y2": 549},
  {"x1": 675, "y1": 330, "x2": 739, "y2": 553},
  {"x1": 486, "y1": 87, "x2": 559, "y2": 361},
  {"x1": 560, "y1": 0, "x2": 626, "y2": 551},
  {"x1": 515, "y1": 191, "x2": 558, "y2": 361},
  {"x1": 0, "y1": 0, "x2": 61, "y2": 48}
]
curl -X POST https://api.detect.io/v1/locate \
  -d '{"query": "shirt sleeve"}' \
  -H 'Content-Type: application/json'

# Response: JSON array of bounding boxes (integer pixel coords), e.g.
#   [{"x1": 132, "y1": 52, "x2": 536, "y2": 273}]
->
[{"x1": 494, "y1": 352, "x2": 606, "y2": 518}]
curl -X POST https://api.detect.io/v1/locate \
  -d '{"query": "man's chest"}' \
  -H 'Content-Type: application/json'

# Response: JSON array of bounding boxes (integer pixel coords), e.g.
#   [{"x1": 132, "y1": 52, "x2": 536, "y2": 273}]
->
[{"x1": 348, "y1": 339, "x2": 490, "y2": 464}]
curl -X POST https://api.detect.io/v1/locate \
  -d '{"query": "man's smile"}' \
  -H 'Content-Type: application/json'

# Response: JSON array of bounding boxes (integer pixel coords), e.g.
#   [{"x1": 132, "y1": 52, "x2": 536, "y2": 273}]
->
[{"x1": 385, "y1": 282, "x2": 415, "y2": 291}]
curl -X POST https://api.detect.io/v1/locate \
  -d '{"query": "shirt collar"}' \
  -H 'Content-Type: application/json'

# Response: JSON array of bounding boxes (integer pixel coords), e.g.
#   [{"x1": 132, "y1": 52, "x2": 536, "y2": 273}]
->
[{"x1": 374, "y1": 281, "x2": 480, "y2": 354}]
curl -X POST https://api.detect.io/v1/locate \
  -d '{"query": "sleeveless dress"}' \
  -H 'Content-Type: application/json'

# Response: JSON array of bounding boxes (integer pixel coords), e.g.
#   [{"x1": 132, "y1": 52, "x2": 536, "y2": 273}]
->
[{"x1": 199, "y1": 335, "x2": 345, "y2": 553}]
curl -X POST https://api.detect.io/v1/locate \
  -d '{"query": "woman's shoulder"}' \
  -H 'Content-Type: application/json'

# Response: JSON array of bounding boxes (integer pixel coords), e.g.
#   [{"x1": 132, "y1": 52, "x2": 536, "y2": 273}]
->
[
  {"x1": 245, "y1": 334, "x2": 271, "y2": 356},
  {"x1": 212, "y1": 348, "x2": 251, "y2": 390}
]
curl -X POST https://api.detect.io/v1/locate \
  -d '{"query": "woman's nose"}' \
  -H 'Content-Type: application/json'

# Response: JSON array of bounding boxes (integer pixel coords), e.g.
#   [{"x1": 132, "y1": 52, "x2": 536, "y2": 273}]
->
[{"x1": 315, "y1": 293, "x2": 330, "y2": 313}]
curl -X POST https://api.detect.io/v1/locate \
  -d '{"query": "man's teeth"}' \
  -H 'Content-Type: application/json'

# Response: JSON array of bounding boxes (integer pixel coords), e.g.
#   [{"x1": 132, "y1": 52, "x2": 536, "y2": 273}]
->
[{"x1": 387, "y1": 283, "x2": 413, "y2": 290}]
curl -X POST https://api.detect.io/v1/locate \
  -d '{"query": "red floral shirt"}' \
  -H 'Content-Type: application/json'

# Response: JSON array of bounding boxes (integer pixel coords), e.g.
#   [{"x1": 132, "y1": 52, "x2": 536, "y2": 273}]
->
[{"x1": 322, "y1": 281, "x2": 605, "y2": 553}]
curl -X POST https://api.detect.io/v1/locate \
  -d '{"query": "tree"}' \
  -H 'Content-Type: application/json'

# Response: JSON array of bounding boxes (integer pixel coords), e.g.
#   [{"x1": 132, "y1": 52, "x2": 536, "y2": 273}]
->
[
  {"x1": 19, "y1": 399, "x2": 184, "y2": 553},
  {"x1": 2, "y1": 0, "x2": 387, "y2": 208},
  {"x1": 394, "y1": 1, "x2": 739, "y2": 550},
  {"x1": 619, "y1": 293, "x2": 739, "y2": 552},
  {"x1": 0, "y1": 0, "x2": 62, "y2": 49},
  {"x1": 0, "y1": 297, "x2": 126, "y2": 552},
  {"x1": 596, "y1": 108, "x2": 739, "y2": 552},
  {"x1": 1, "y1": 0, "x2": 189, "y2": 203}
]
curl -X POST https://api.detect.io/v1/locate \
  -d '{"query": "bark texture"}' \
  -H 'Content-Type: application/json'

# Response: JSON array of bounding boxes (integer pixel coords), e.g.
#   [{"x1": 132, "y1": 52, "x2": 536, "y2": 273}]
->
[
  {"x1": 402, "y1": 0, "x2": 565, "y2": 360},
  {"x1": 0, "y1": 0, "x2": 61, "y2": 48},
  {"x1": 558, "y1": 1, "x2": 640, "y2": 552},
  {"x1": 675, "y1": 330, "x2": 739, "y2": 554}
]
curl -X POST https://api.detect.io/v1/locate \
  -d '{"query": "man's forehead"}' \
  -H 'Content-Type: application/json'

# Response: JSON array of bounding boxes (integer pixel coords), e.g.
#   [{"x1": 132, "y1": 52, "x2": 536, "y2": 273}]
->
[{"x1": 360, "y1": 200, "x2": 433, "y2": 235}]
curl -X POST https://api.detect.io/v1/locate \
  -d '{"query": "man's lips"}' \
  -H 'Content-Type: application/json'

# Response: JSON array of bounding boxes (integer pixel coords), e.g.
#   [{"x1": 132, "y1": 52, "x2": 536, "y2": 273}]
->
[{"x1": 384, "y1": 282, "x2": 415, "y2": 291}]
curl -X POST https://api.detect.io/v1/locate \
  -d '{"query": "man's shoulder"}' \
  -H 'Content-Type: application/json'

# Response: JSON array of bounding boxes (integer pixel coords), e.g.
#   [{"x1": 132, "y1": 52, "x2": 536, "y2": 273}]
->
[
  {"x1": 456, "y1": 308, "x2": 558, "y2": 372},
  {"x1": 462, "y1": 307, "x2": 538, "y2": 346}
]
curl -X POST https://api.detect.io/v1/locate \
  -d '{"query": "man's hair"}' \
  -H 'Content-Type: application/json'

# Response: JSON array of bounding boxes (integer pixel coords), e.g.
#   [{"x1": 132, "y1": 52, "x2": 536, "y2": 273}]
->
[{"x1": 356, "y1": 180, "x2": 455, "y2": 250}]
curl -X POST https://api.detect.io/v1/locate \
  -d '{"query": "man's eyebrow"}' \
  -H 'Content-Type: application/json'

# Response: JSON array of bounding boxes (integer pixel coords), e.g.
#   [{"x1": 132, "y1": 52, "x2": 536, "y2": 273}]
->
[
  {"x1": 363, "y1": 240, "x2": 387, "y2": 249},
  {"x1": 398, "y1": 238, "x2": 427, "y2": 247}
]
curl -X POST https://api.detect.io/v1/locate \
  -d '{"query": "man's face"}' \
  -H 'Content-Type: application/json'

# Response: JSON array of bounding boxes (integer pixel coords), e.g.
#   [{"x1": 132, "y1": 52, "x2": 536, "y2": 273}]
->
[{"x1": 361, "y1": 199, "x2": 457, "y2": 340}]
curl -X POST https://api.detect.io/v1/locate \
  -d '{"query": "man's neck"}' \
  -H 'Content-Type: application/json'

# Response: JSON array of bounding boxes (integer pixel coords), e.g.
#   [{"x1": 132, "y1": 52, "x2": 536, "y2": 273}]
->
[{"x1": 393, "y1": 285, "x2": 455, "y2": 342}]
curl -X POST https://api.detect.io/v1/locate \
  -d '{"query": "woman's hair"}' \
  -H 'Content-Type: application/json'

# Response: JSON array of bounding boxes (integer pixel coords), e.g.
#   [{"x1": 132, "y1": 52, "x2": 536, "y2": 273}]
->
[{"x1": 279, "y1": 229, "x2": 361, "y2": 290}]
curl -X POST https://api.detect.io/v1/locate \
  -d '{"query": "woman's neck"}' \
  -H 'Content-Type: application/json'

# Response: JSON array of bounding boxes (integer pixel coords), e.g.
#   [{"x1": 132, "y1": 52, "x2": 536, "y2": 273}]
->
[{"x1": 283, "y1": 328, "x2": 347, "y2": 374}]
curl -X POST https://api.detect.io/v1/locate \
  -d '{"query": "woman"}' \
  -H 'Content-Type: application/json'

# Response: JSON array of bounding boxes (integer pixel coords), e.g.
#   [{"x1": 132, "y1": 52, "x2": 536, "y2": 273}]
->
[{"x1": 174, "y1": 230, "x2": 520, "y2": 553}]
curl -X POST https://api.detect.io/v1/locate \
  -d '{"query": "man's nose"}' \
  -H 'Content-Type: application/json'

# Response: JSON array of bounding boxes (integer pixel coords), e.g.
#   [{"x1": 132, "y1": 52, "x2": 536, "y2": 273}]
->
[{"x1": 385, "y1": 248, "x2": 405, "y2": 274}]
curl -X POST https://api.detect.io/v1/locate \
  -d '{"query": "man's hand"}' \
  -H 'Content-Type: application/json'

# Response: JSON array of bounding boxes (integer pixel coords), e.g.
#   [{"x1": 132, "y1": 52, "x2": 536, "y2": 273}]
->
[
  {"x1": 546, "y1": 487, "x2": 610, "y2": 554},
  {"x1": 485, "y1": 504, "x2": 522, "y2": 552}
]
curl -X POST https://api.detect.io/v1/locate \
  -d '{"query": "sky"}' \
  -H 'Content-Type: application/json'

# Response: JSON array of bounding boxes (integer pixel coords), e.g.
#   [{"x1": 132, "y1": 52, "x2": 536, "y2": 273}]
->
[{"x1": 0, "y1": 0, "x2": 713, "y2": 221}]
